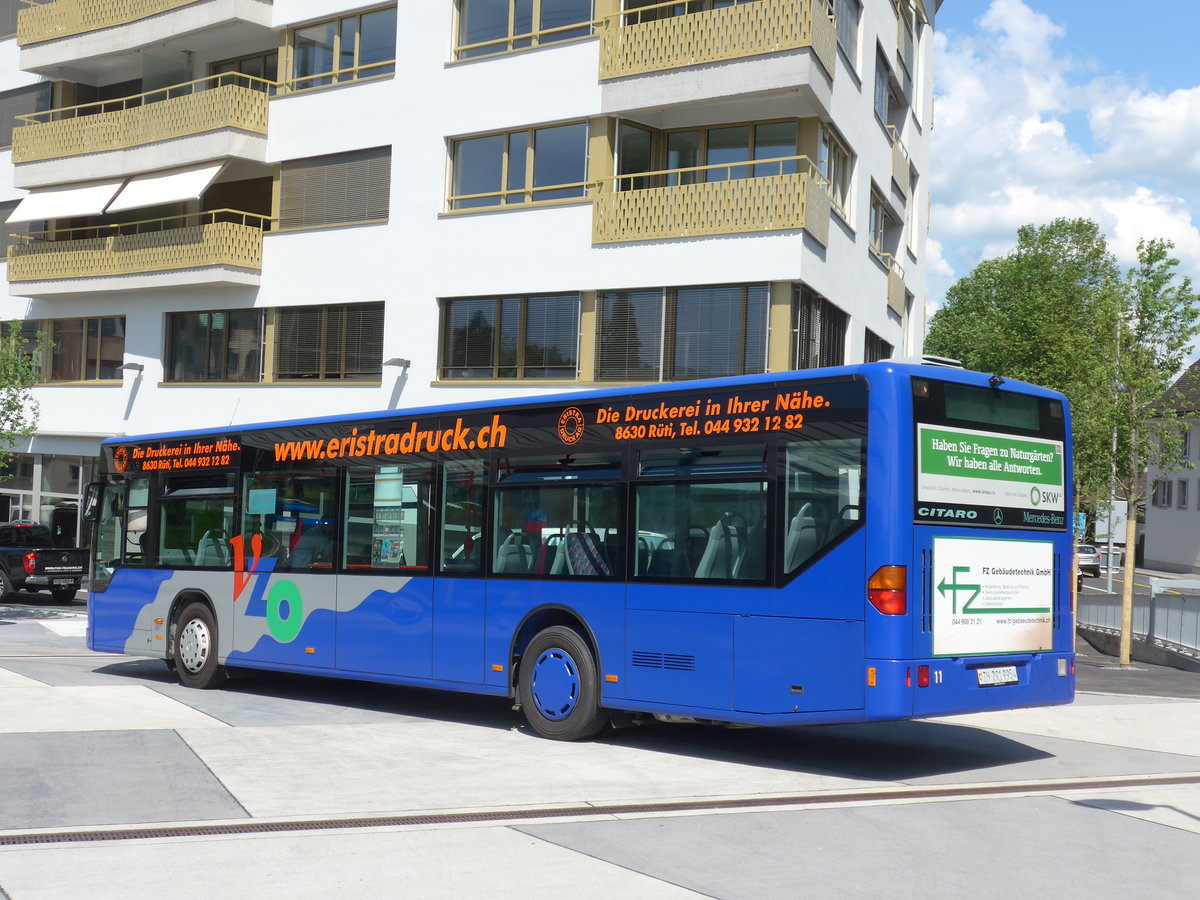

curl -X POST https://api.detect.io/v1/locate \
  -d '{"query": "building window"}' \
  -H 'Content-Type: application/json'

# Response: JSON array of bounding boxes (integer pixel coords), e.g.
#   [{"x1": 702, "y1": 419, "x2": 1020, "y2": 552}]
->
[
  {"x1": 1178, "y1": 480, "x2": 1189, "y2": 510},
  {"x1": 818, "y1": 125, "x2": 852, "y2": 216},
  {"x1": 211, "y1": 50, "x2": 279, "y2": 90},
  {"x1": 165, "y1": 310, "x2": 264, "y2": 382},
  {"x1": 0, "y1": 82, "x2": 52, "y2": 149},
  {"x1": 279, "y1": 147, "x2": 391, "y2": 230},
  {"x1": 596, "y1": 284, "x2": 768, "y2": 382},
  {"x1": 455, "y1": 0, "x2": 593, "y2": 60},
  {"x1": 869, "y1": 189, "x2": 897, "y2": 259},
  {"x1": 834, "y1": 0, "x2": 861, "y2": 64},
  {"x1": 1151, "y1": 480, "x2": 1172, "y2": 509},
  {"x1": 794, "y1": 287, "x2": 846, "y2": 370},
  {"x1": 450, "y1": 122, "x2": 589, "y2": 210},
  {"x1": 287, "y1": 5, "x2": 397, "y2": 90},
  {"x1": 441, "y1": 294, "x2": 580, "y2": 379},
  {"x1": 1182, "y1": 427, "x2": 1192, "y2": 459},
  {"x1": 0, "y1": 0, "x2": 18, "y2": 39},
  {"x1": 665, "y1": 121, "x2": 798, "y2": 184},
  {"x1": 45, "y1": 317, "x2": 125, "y2": 382},
  {"x1": 275, "y1": 303, "x2": 384, "y2": 381},
  {"x1": 864, "y1": 329, "x2": 891, "y2": 363}
]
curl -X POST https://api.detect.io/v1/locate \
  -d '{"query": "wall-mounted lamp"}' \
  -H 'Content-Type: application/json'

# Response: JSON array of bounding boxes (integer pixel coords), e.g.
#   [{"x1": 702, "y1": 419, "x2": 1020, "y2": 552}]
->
[
  {"x1": 383, "y1": 357, "x2": 411, "y2": 375},
  {"x1": 119, "y1": 362, "x2": 144, "y2": 373}
]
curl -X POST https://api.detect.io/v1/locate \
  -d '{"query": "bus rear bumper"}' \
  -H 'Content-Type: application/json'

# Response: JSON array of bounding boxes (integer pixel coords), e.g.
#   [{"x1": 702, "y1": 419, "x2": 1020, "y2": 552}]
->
[{"x1": 865, "y1": 652, "x2": 1075, "y2": 720}]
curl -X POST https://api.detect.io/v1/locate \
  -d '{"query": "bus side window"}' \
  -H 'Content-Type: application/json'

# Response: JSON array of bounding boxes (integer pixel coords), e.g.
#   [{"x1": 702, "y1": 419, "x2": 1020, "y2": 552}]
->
[
  {"x1": 493, "y1": 483, "x2": 621, "y2": 578},
  {"x1": 159, "y1": 474, "x2": 236, "y2": 570},
  {"x1": 782, "y1": 434, "x2": 865, "y2": 574},
  {"x1": 242, "y1": 470, "x2": 339, "y2": 571},
  {"x1": 635, "y1": 481, "x2": 766, "y2": 581},
  {"x1": 344, "y1": 463, "x2": 433, "y2": 571},
  {"x1": 441, "y1": 461, "x2": 484, "y2": 572}
]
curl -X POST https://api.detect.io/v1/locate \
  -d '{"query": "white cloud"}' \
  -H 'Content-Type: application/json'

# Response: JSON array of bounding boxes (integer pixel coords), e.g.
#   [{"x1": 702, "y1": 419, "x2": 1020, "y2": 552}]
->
[{"x1": 928, "y1": 0, "x2": 1200, "y2": 312}]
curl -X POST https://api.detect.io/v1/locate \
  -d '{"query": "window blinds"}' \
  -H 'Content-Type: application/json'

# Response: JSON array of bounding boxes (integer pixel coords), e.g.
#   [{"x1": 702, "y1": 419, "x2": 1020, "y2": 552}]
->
[{"x1": 279, "y1": 146, "x2": 391, "y2": 230}]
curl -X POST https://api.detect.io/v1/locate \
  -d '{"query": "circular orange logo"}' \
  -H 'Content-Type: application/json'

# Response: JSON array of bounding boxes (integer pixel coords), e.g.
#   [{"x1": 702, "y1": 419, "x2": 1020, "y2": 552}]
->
[
  {"x1": 113, "y1": 446, "x2": 129, "y2": 473},
  {"x1": 557, "y1": 407, "x2": 585, "y2": 445}
]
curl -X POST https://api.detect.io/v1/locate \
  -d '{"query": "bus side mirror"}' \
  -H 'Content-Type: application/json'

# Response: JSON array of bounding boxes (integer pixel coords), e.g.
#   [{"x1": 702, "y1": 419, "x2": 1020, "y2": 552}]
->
[{"x1": 81, "y1": 482, "x2": 103, "y2": 522}]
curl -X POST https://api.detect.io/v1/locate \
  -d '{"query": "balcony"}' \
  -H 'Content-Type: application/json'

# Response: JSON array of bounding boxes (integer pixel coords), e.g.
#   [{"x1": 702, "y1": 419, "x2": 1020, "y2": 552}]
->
[
  {"x1": 598, "y1": 0, "x2": 836, "y2": 81},
  {"x1": 592, "y1": 155, "x2": 831, "y2": 245},
  {"x1": 7, "y1": 210, "x2": 267, "y2": 295},
  {"x1": 17, "y1": 0, "x2": 274, "y2": 74},
  {"x1": 12, "y1": 74, "x2": 271, "y2": 187}
]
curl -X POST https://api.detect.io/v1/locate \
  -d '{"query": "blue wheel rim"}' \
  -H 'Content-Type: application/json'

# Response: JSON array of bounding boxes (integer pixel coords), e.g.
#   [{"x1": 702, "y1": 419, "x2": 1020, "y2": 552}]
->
[{"x1": 530, "y1": 647, "x2": 580, "y2": 721}]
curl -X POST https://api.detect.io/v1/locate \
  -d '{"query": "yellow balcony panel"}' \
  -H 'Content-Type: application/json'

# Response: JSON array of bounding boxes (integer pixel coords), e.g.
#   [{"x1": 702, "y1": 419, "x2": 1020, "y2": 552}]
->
[
  {"x1": 7, "y1": 210, "x2": 266, "y2": 286},
  {"x1": 18, "y1": 0, "x2": 201, "y2": 46},
  {"x1": 12, "y1": 75, "x2": 270, "y2": 165},
  {"x1": 600, "y1": 0, "x2": 836, "y2": 81},
  {"x1": 592, "y1": 156, "x2": 830, "y2": 245},
  {"x1": 887, "y1": 261, "x2": 906, "y2": 316},
  {"x1": 888, "y1": 127, "x2": 910, "y2": 201}
]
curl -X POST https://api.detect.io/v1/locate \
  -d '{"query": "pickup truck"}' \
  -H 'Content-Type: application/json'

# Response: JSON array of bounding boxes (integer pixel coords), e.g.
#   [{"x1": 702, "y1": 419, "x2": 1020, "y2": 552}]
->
[{"x1": 0, "y1": 521, "x2": 87, "y2": 603}]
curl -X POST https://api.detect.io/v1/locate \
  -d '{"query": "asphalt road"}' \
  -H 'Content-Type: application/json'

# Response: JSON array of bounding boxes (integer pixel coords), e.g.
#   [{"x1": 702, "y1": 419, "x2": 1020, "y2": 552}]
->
[{"x1": 0, "y1": 594, "x2": 1197, "y2": 899}]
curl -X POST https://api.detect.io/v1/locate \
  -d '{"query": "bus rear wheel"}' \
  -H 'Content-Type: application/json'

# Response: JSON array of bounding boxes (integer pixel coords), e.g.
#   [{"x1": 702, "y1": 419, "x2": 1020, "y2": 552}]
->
[
  {"x1": 517, "y1": 626, "x2": 607, "y2": 741},
  {"x1": 172, "y1": 602, "x2": 227, "y2": 689}
]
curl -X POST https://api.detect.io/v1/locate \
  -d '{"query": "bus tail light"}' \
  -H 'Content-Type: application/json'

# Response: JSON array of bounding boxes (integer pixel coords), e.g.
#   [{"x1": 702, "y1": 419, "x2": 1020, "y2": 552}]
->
[
  {"x1": 868, "y1": 566, "x2": 907, "y2": 615},
  {"x1": 917, "y1": 665, "x2": 930, "y2": 688},
  {"x1": 23, "y1": 552, "x2": 36, "y2": 575}
]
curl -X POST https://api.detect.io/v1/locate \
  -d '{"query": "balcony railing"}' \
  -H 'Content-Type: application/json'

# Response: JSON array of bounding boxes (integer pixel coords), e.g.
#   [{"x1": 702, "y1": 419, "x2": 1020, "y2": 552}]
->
[
  {"x1": 592, "y1": 155, "x2": 830, "y2": 245},
  {"x1": 7, "y1": 209, "x2": 268, "y2": 283},
  {"x1": 11, "y1": 73, "x2": 271, "y2": 164},
  {"x1": 887, "y1": 125, "x2": 910, "y2": 201},
  {"x1": 599, "y1": 0, "x2": 836, "y2": 81},
  {"x1": 17, "y1": 0, "x2": 199, "y2": 46}
]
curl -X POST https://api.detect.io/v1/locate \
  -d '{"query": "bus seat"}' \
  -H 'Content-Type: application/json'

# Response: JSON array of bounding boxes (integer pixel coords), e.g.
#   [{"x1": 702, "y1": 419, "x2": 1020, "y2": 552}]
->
[
  {"x1": 195, "y1": 531, "x2": 230, "y2": 567},
  {"x1": 694, "y1": 513, "x2": 744, "y2": 579},
  {"x1": 734, "y1": 522, "x2": 766, "y2": 579},
  {"x1": 784, "y1": 506, "x2": 820, "y2": 572},
  {"x1": 494, "y1": 531, "x2": 533, "y2": 574},
  {"x1": 564, "y1": 523, "x2": 611, "y2": 577}
]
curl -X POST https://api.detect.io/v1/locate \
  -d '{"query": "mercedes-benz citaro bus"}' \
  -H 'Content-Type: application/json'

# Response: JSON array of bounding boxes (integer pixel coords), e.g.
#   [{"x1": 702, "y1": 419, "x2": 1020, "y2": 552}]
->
[{"x1": 83, "y1": 360, "x2": 1075, "y2": 740}]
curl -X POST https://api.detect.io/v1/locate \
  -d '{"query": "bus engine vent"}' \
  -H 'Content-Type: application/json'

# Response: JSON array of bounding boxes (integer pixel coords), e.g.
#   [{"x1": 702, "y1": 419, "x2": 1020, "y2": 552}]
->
[{"x1": 632, "y1": 651, "x2": 696, "y2": 671}]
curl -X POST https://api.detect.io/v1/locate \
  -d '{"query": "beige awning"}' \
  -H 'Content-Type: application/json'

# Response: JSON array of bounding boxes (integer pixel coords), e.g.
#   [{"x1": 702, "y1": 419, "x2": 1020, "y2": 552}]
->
[
  {"x1": 106, "y1": 162, "x2": 226, "y2": 213},
  {"x1": 5, "y1": 178, "x2": 127, "y2": 224}
]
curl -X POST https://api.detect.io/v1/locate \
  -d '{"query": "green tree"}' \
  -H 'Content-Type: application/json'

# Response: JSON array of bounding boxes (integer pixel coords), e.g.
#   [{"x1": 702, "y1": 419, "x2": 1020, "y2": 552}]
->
[
  {"x1": 0, "y1": 326, "x2": 41, "y2": 474},
  {"x1": 925, "y1": 218, "x2": 1124, "y2": 514},
  {"x1": 1112, "y1": 238, "x2": 1200, "y2": 665}
]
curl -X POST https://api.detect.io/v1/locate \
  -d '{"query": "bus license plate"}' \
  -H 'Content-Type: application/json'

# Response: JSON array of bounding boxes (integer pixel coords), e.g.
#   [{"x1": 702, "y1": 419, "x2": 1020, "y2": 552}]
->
[{"x1": 976, "y1": 665, "x2": 1018, "y2": 686}]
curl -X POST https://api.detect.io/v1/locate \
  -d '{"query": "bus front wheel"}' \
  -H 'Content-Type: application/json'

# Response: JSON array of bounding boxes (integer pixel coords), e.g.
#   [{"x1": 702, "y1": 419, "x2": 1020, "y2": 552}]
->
[
  {"x1": 518, "y1": 626, "x2": 607, "y2": 741},
  {"x1": 171, "y1": 602, "x2": 227, "y2": 689}
]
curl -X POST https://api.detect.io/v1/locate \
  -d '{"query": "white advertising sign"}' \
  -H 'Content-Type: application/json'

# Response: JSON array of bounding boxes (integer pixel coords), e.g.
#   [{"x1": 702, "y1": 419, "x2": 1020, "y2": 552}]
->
[{"x1": 932, "y1": 537, "x2": 1054, "y2": 656}]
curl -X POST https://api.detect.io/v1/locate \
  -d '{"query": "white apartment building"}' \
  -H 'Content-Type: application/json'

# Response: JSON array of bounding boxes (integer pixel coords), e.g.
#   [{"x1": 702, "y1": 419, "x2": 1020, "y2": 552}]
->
[{"x1": 0, "y1": 0, "x2": 937, "y2": 542}]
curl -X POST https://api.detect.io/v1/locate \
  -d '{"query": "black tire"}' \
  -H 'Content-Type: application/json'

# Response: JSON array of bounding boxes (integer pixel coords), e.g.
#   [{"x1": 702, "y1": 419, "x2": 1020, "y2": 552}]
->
[
  {"x1": 517, "y1": 625, "x2": 606, "y2": 741},
  {"x1": 0, "y1": 569, "x2": 12, "y2": 602},
  {"x1": 171, "y1": 601, "x2": 227, "y2": 689},
  {"x1": 50, "y1": 587, "x2": 78, "y2": 603}
]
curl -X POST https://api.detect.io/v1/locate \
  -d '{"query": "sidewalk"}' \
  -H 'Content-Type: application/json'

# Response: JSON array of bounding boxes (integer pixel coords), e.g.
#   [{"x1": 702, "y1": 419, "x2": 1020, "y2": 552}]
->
[{"x1": 1075, "y1": 632, "x2": 1200, "y2": 699}]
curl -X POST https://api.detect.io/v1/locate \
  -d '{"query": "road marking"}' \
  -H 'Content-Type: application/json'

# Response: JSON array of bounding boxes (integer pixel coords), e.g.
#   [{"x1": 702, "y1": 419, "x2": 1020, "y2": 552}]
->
[{"x1": 2, "y1": 773, "x2": 1199, "y2": 847}]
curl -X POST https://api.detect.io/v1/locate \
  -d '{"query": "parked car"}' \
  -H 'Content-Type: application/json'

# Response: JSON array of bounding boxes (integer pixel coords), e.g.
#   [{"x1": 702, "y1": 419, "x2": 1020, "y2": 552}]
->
[
  {"x1": 1076, "y1": 544, "x2": 1102, "y2": 578},
  {"x1": 0, "y1": 521, "x2": 87, "y2": 603}
]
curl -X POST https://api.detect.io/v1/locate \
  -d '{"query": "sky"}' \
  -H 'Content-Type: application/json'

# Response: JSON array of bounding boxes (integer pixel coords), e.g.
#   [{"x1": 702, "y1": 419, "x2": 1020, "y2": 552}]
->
[{"x1": 927, "y1": 0, "x2": 1200, "y2": 320}]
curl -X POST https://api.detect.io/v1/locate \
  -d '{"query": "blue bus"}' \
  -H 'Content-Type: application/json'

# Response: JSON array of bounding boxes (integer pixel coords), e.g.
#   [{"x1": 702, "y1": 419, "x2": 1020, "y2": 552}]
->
[{"x1": 84, "y1": 361, "x2": 1075, "y2": 740}]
